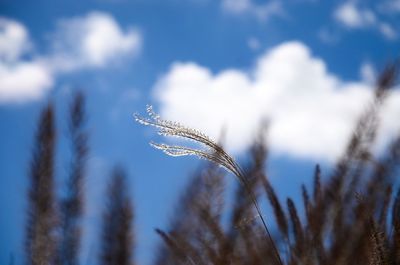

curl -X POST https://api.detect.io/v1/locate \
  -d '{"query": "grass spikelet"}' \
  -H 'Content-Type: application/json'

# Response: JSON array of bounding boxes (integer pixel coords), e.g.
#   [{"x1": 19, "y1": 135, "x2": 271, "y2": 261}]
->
[
  {"x1": 287, "y1": 198, "x2": 303, "y2": 246},
  {"x1": 154, "y1": 228, "x2": 196, "y2": 265},
  {"x1": 313, "y1": 164, "x2": 322, "y2": 203},
  {"x1": 261, "y1": 176, "x2": 288, "y2": 239}
]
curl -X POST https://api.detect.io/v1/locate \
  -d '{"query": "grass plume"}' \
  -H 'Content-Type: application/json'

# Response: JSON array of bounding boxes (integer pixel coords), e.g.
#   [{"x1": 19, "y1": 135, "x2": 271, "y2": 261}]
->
[
  {"x1": 26, "y1": 103, "x2": 57, "y2": 265},
  {"x1": 134, "y1": 106, "x2": 283, "y2": 265},
  {"x1": 100, "y1": 166, "x2": 135, "y2": 265},
  {"x1": 58, "y1": 91, "x2": 88, "y2": 265}
]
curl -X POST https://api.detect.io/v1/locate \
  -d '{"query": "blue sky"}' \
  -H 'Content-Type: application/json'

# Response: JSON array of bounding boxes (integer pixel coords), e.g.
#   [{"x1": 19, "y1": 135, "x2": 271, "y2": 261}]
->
[{"x1": 1, "y1": 0, "x2": 400, "y2": 264}]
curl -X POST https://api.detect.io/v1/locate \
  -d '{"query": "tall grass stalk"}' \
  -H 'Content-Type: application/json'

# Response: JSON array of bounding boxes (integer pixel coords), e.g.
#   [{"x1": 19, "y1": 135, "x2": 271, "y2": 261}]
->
[{"x1": 134, "y1": 106, "x2": 283, "y2": 265}]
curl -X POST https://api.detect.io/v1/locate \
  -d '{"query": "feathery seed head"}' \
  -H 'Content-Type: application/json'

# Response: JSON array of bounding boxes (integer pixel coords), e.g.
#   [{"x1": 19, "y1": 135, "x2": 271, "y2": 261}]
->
[{"x1": 134, "y1": 105, "x2": 245, "y2": 182}]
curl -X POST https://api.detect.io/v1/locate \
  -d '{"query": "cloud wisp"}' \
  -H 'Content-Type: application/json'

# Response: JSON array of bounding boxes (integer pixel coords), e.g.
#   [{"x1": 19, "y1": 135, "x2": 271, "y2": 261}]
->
[
  {"x1": 0, "y1": 12, "x2": 142, "y2": 103},
  {"x1": 379, "y1": 0, "x2": 400, "y2": 14},
  {"x1": 153, "y1": 41, "x2": 400, "y2": 162},
  {"x1": 221, "y1": 0, "x2": 283, "y2": 21},
  {"x1": 333, "y1": 1, "x2": 397, "y2": 40}
]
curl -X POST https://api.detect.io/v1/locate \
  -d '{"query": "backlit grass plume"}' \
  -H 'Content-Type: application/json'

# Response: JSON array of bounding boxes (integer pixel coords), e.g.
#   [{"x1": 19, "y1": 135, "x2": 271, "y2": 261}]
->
[{"x1": 134, "y1": 105, "x2": 283, "y2": 265}]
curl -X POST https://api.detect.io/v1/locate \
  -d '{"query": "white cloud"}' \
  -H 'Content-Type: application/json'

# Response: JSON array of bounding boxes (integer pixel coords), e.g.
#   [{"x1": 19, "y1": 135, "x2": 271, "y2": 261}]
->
[
  {"x1": 0, "y1": 18, "x2": 30, "y2": 62},
  {"x1": 0, "y1": 12, "x2": 142, "y2": 103},
  {"x1": 48, "y1": 11, "x2": 142, "y2": 72},
  {"x1": 333, "y1": 1, "x2": 397, "y2": 40},
  {"x1": 0, "y1": 18, "x2": 53, "y2": 103},
  {"x1": 221, "y1": 0, "x2": 283, "y2": 21},
  {"x1": 0, "y1": 61, "x2": 53, "y2": 103},
  {"x1": 334, "y1": 2, "x2": 376, "y2": 28},
  {"x1": 153, "y1": 41, "x2": 400, "y2": 162}
]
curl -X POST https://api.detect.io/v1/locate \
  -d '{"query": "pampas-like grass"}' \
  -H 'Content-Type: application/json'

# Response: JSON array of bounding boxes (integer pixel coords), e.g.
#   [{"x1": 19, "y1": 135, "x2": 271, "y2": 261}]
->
[
  {"x1": 134, "y1": 105, "x2": 283, "y2": 265},
  {"x1": 26, "y1": 103, "x2": 57, "y2": 265}
]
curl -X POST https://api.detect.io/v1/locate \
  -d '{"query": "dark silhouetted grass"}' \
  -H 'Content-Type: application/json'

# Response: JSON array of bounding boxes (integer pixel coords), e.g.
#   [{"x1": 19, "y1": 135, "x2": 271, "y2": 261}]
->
[
  {"x1": 26, "y1": 103, "x2": 57, "y2": 265},
  {"x1": 58, "y1": 91, "x2": 88, "y2": 265},
  {"x1": 100, "y1": 166, "x2": 135, "y2": 265},
  {"x1": 21, "y1": 62, "x2": 399, "y2": 265}
]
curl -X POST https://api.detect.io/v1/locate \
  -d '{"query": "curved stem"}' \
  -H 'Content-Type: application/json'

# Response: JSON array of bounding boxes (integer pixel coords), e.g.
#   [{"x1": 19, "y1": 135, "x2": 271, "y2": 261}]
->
[{"x1": 241, "y1": 177, "x2": 284, "y2": 265}]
